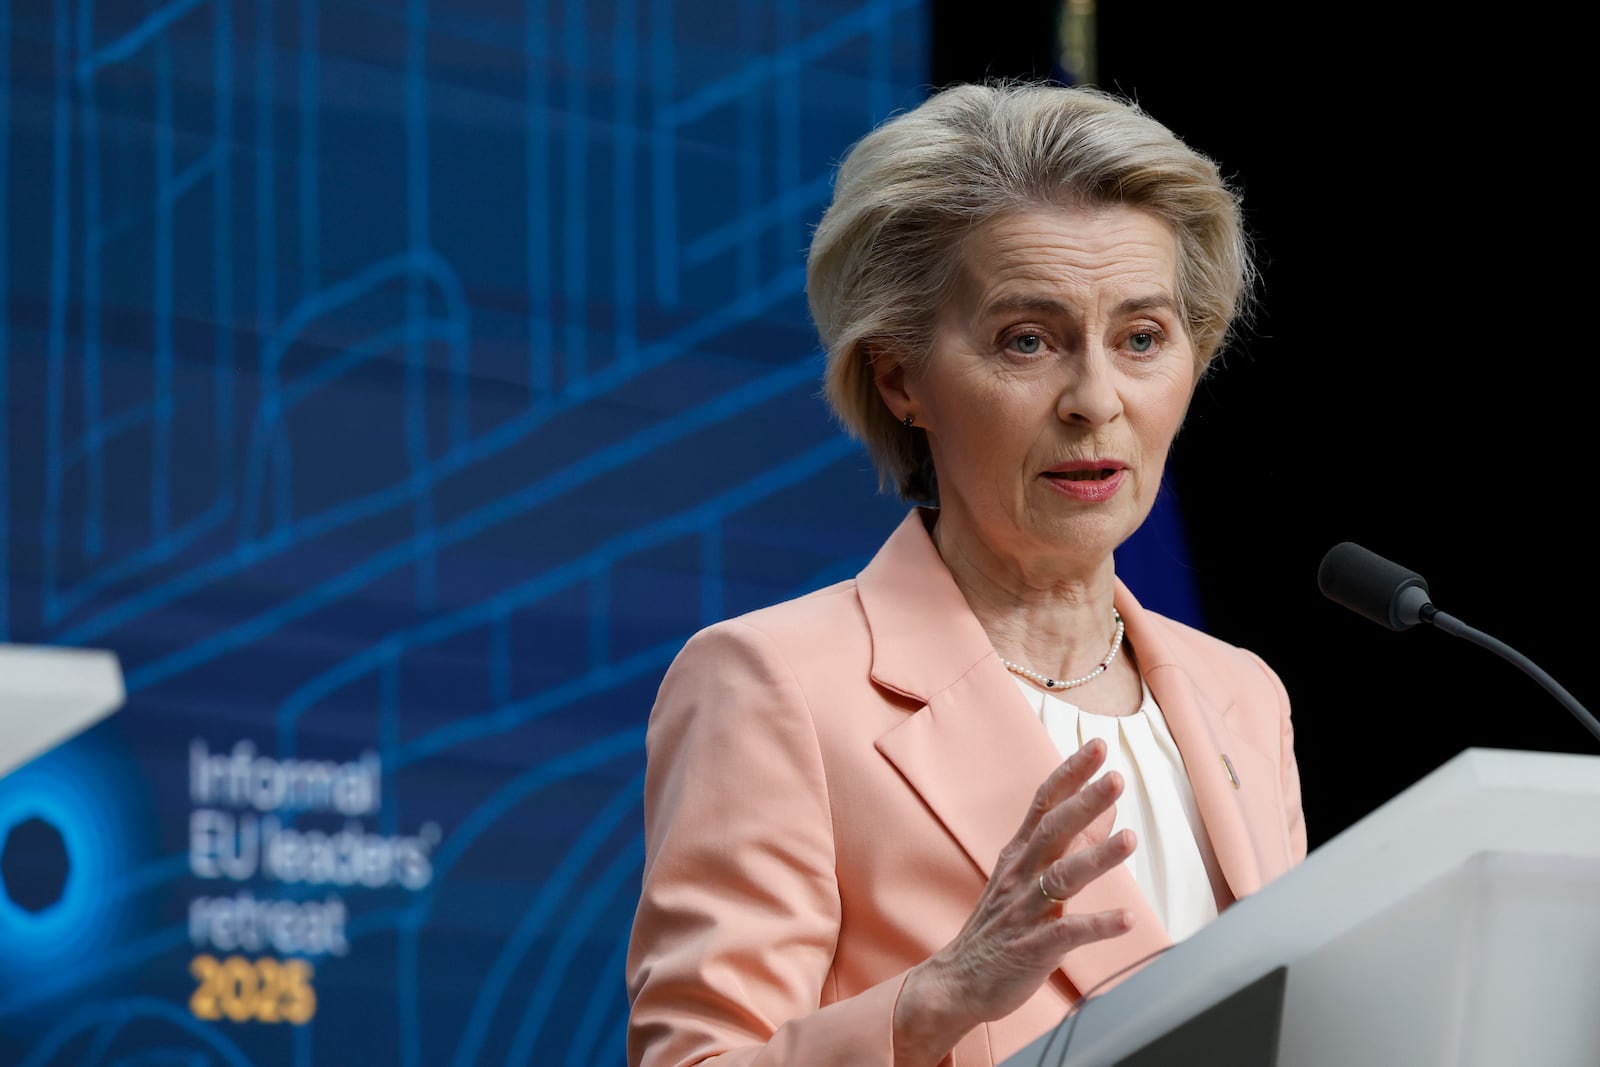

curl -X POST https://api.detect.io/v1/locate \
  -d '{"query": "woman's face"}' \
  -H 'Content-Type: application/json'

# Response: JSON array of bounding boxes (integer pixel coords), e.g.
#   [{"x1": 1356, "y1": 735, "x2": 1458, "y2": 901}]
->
[{"x1": 887, "y1": 205, "x2": 1198, "y2": 579}]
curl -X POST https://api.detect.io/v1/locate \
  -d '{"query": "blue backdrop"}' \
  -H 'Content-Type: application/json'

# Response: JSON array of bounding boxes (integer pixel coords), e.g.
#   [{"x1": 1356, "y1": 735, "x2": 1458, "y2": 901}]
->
[{"x1": 0, "y1": 2, "x2": 1201, "y2": 1063}]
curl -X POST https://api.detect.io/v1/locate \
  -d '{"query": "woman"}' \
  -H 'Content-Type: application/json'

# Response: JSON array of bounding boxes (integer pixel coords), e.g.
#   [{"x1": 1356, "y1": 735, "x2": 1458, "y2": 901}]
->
[{"x1": 626, "y1": 81, "x2": 1306, "y2": 1067}]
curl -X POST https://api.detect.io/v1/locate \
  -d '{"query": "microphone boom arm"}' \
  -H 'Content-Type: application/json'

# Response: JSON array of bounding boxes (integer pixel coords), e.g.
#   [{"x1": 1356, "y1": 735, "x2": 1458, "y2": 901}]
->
[{"x1": 1425, "y1": 607, "x2": 1600, "y2": 743}]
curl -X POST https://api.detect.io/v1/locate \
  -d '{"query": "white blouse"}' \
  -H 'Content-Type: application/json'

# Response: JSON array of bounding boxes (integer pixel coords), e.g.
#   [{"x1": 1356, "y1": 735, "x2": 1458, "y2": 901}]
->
[{"x1": 1010, "y1": 675, "x2": 1224, "y2": 943}]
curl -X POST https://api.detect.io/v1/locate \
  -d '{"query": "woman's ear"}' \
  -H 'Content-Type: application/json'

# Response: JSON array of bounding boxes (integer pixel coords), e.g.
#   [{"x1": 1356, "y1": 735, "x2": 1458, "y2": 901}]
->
[{"x1": 868, "y1": 341, "x2": 913, "y2": 423}]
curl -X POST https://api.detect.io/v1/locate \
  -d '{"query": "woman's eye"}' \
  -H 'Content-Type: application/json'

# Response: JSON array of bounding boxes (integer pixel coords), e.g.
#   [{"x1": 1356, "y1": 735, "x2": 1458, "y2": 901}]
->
[
  {"x1": 1128, "y1": 331, "x2": 1157, "y2": 354},
  {"x1": 1012, "y1": 334, "x2": 1044, "y2": 355}
]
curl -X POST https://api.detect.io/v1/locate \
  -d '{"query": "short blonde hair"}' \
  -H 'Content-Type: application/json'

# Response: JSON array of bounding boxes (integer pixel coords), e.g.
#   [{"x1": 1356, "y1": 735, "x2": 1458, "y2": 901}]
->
[{"x1": 806, "y1": 81, "x2": 1257, "y2": 502}]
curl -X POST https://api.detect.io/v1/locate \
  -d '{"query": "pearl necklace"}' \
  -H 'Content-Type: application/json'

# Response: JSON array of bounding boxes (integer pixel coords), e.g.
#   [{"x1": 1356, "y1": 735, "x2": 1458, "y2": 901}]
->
[{"x1": 998, "y1": 611, "x2": 1125, "y2": 691}]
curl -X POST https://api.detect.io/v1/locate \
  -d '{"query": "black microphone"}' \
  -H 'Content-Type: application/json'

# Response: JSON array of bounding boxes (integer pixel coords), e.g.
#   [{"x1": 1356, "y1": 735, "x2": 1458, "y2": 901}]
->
[
  {"x1": 1318, "y1": 542, "x2": 1600, "y2": 744},
  {"x1": 1317, "y1": 542, "x2": 1434, "y2": 631}
]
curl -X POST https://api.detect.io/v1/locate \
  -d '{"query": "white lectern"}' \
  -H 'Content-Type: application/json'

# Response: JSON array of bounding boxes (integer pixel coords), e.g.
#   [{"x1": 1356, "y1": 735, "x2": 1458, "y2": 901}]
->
[
  {"x1": 0, "y1": 642, "x2": 126, "y2": 778},
  {"x1": 1004, "y1": 747, "x2": 1600, "y2": 1067}
]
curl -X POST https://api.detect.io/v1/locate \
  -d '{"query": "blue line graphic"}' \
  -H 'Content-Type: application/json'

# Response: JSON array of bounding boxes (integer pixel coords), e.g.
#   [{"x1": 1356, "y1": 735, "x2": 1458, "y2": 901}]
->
[
  {"x1": 48, "y1": 501, "x2": 231, "y2": 625},
  {"x1": 0, "y1": 924, "x2": 191, "y2": 1021},
  {"x1": 233, "y1": 250, "x2": 469, "y2": 545},
  {"x1": 559, "y1": 905, "x2": 635, "y2": 1067},
  {"x1": 213, "y1": 0, "x2": 236, "y2": 492},
  {"x1": 490, "y1": 614, "x2": 511, "y2": 706},
  {"x1": 292, "y1": 1016, "x2": 311, "y2": 1067},
  {"x1": 58, "y1": 404, "x2": 158, "y2": 469},
  {"x1": 649, "y1": 0, "x2": 676, "y2": 306},
  {"x1": 871, "y1": 0, "x2": 893, "y2": 122},
  {"x1": 392, "y1": 732, "x2": 642, "y2": 913},
  {"x1": 379, "y1": 648, "x2": 400, "y2": 836},
  {"x1": 256, "y1": 0, "x2": 276, "y2": 333},
  {"x1": 114, "y1": 855, "x2": 191, "y2": 901},
  {"x1": 41, "y1": 0, "x2": 73, "y2": 611},
  {"x1": 103, "y1": 1050, "x2": 213, "y2": 1067},
  {"x1": 396, "y1": 916, "x2": 421, "y2": 1067},
  {"x1": 35, "y1": 0, "x2": 231, "y2": 621},
  {"x1": 683, "y1": 171, "x2": 834, "y2": 266},
  {"x1": 737, "y1": 0, "x2": 761, "y2": 298},
  {"x1": 167, "y1": 146, "x2": 223, "y2": 206},
  {"x1": 88, "y1": 147, "x2": 220, "y2": 248},
  {"x1": 154, "y1": 34, "x2": 174, "y2": 537},
  {"x1": 74, "y1": 1008, "x2": 119, "y2": 1066},
  {"x1": 391, "y1": 637, "x2": 679, "y2": 771},
  {"x1": 17, "y1": 998, "x2": 255, "y2": 1067},
  {"x1": 663, "y1": 0, "x2": 917, "y2": 127},
  {"x1": 777, "y1": 0, "x2": 801, "y2": 264},
  {"x1": 75, "y1": 0, "x2": 209, "y2": 77},
  {"x1": 103, "y1": 1050, "x2": 212, "y2": 1067},
  {"x1": 1, "y1": 0, "x2": 11, "y2": 638},
  {"x1": 76, "y1": 0, "x2": 103, "y2": 559},
  {"x1": 700, "y1": 518, "x2": 722, "y2": 626},
  {"x1": 298, "y1": 0, "x2": 319, "y2": 291},
  {"x1": 526, "y1": 0, "x2": 552, "y2": 399},
  {"x1": 503, "y1": 829, "x2": 644, "y2": 1067},
  {"x1": 405, "y1": 0, "x2": 438, "y2": 606},
  {"x1": 596, "y1": 1006, "x2": 630, "y2": 1067},
  {"x1": 447, "y1": 773, "x2": 643, "y2": 1067},
  {"x1": 587, "y1": 567, "x2": 609, "y2": 671},
  {"x1": 561, "y1": 0, "x2": 589, "y2": 391},
  {"x1": 612, "y1": 0, "x2": 639, "y2": 371}
]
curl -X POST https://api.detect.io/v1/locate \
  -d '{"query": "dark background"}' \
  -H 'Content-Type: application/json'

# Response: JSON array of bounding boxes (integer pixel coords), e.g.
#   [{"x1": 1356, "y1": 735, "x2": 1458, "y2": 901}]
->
[{"x1": 933, "y1": 1, "x2": 1596, "y2": 848}]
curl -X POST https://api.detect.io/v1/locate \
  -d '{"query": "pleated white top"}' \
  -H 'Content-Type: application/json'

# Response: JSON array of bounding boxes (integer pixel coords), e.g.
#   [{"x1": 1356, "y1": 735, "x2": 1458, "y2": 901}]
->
[{"x1": 1011, "y1": 675, "x2": 1223, "y2": 943}]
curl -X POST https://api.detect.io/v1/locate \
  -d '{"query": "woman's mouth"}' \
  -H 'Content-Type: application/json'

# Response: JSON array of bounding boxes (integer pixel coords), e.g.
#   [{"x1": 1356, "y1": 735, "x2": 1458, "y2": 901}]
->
[
  {"x1": 1045, "y1": 468, "x2": 1121, "y2": 482},
  {"x1": 1041, "y1": 465, "x2": 1126, "y2": 501}
]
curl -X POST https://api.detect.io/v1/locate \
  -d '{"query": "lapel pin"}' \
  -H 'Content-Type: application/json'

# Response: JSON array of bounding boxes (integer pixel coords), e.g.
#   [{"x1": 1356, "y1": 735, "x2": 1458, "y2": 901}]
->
[{"x1": 1220, "y1": 753, "x2": 1240, "y2": 789}]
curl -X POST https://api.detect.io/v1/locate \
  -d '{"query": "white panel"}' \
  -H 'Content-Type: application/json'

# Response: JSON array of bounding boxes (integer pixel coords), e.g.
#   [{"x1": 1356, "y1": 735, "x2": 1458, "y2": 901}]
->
[
  {"x1": 0, "y1": 643, "x2": 127, "y2": 778},
  {"x1": 1004, "y1": 747, "x2": 1600, "y2": 1067}
]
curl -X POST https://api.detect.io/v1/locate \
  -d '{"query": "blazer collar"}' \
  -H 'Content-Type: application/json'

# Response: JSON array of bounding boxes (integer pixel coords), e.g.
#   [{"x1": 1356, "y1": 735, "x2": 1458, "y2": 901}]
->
[{"x1": 856, "y1": 508, "x2": 996, "y2": 702}]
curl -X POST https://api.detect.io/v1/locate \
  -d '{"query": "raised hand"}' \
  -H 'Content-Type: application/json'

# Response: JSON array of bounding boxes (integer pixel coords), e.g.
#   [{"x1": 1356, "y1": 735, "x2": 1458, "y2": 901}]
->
[{"x1": 891, "y1": 738, "x2": 1136, "y2": 1066}]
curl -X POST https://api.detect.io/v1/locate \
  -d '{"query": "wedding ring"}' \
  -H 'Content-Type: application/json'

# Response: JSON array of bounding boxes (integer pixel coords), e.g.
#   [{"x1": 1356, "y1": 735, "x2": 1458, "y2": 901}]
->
[{"x1": 1039, "y1": 872, "x2": 1069, "y2": 905}]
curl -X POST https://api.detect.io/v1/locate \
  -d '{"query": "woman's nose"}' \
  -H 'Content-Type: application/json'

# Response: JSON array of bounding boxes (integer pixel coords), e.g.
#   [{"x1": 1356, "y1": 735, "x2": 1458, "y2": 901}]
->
[{"x1": 1055, "y1": 350, "x2": 1123, "y2": 426}]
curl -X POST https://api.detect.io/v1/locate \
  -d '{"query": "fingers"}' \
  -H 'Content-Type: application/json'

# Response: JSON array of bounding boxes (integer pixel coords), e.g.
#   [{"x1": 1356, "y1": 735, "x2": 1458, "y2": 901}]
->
[
  {"x1": 1021, "y1": 764, "x2": 1125, "y2": 875},
  {"x1": 1079, "y1": 799, "x2": 1117, "y2": 846},
  {"x1": 1043, "y1": 903, "x2": 1136, "y2": 951},
  {"x1": 1038, "y1": 826, "x2": 1137, "y2": 906},
  {"x1": 1015, "y1": 739, "x2": 1109, "y2": 843}
]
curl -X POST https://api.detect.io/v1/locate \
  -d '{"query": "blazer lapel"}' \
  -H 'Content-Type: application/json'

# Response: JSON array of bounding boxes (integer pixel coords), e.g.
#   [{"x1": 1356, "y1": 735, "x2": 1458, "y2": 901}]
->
[
  {"x1": 1116, "y1": 581, "x2": 1271, "y2": 901},
  {"x1": 862, "y1": 511, "x2": 1172, "y2": 997}
]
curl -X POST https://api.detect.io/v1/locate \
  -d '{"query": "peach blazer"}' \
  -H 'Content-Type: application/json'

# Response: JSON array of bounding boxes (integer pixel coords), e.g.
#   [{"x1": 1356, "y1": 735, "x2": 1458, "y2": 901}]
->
[{"x1": 627, "y1": 509, "x2": 1307, "y2": 1067}]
